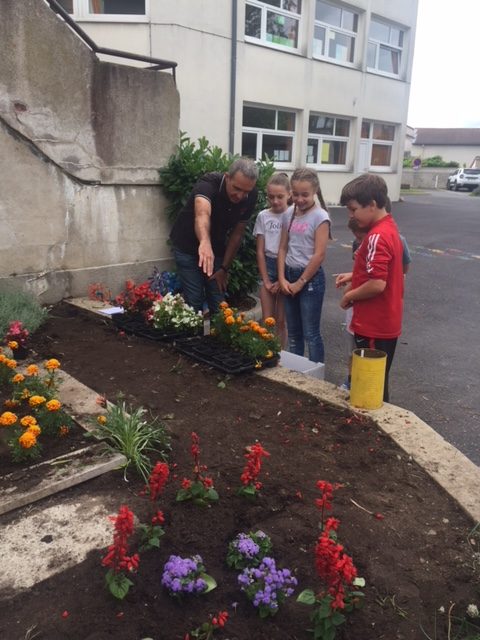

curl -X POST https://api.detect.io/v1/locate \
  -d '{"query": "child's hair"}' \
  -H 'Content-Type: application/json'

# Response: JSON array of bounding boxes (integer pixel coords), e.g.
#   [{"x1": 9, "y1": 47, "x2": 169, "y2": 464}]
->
[
  {"x1": 290, "y1": 168, "x2": 328, "y2": 212},
  {"x1": 385, "y1": 196, "x2": 392, "y2": 213},
  {"x1": 267, "y1": 172, "x2": 291, "y2": 191},
  {"x1": 340, "y1": 174, "x2": 388, "y2": 209},
  {"x1": 347, "y1": 217, "x2": 366, "y2": 235}
]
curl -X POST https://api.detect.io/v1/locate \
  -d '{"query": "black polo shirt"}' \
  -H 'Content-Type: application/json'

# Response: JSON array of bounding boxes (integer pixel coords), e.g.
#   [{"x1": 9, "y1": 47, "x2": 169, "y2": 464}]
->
[{"x1": 170, "y1": 172, "x2": 258, "y2": 258}]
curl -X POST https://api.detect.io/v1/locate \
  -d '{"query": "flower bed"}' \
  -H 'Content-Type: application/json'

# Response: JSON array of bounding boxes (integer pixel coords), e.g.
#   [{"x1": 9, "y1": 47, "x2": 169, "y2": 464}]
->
[{"x1": 0, "y1": 303, "x2": 478, "y2": 640}]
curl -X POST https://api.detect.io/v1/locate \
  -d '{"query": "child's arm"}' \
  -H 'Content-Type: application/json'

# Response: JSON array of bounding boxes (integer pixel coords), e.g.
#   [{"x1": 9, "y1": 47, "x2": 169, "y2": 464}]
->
[
  {"x1": 277, "y1": 226, "x2": 293, "y2": 295},
  {"x1": 340, "y1": 279, "x2": 386, "y2": 309},
  {"x1": 287, "y1": 223, "x2": 329, "y2": 295},
  {"x1": 256, "y1": 235, "x2": 274, "y2": 291}
]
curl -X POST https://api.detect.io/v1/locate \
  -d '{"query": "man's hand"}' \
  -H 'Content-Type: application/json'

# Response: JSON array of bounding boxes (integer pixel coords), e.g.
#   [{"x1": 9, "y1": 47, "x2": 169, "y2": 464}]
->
[
  {"x1": 335, "y1": 272, "x2": 353, "y2": 288},
  {"x1": 210, "y1": 268, "x2": 228, "y2": 293},
  {"x1": 198, "y1": 241, "x2": 214, "y2": 277}
]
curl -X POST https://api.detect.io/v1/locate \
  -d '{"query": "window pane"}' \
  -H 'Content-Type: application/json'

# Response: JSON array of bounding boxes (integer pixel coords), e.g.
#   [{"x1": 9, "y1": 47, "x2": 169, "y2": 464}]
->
[
  {"x1": 277, "y1": 111, "x2": 296, "y2": 131},
  {"x1": 328, "y1": 31, "x2": 354, "y2": 63},
  {"x1": 282, "y1": 0, "x2": 301, "y2": 13},
  {"x1": 341, "y1": 9, "x2": 358, "y2": 32},
  {"x1": 361, "y1": 121, "x2": 371, "y2": 139},
  {"x1": 262, "y1": 135, "x2": 293, "y2": 162},
  {"x1": 243, "y1": 106, "x2": 276, "y2": 129},
  {"x1": 89, "y1": 0, "x2": 146, "y2": 14},
  {"x1": 57, "y1": 0, "x2": 73, "y2": 12},
  {"x1": 313, "y1": 25, "x2": 326, "y2": 57},
  {"x1": 309, "y1": 115, "x2": 334, "y2": 135},
  {"x1": 378, "y1": 46, "x2": 400, "y2": 74},
  {"x1": 369, "y1": 19, "x2": 390, "y2": 43},
  {"x1": 307, "y1": 139, "x2": 319, "y2": 164},
  {"x1": 335, "y1": 119, "x2": 350, "y2": 137},
  {"x1": 322, "y1": 140, "x2": 347, "y2": 164},
  {"x1": 316, "y1": 1, "x2": 341, "y2": 27},
  {"x1": 371, "y1": 144, "x2": 392, "y2": 166},
  {"x1": 390, "y1": 27, "x2": 403, "y2": 47},
  {"x1": 242, "y1": 132, "x2": 258, "y2": 159},
  {"x1": 367, "y1": 41, "x2": 377, "y2": 68},
  {"x1": 373, "y1": 123, "x2": 395, "y2": 141},
  {"x1": 263, "y1": 0, "x2": 281, "y2": 7},
  {"x1": 245, "y1": 3, "x2": 262, "y2": 39},
  {"x1": 267, "y1": 11, "x2": 298, "y2": 47}
]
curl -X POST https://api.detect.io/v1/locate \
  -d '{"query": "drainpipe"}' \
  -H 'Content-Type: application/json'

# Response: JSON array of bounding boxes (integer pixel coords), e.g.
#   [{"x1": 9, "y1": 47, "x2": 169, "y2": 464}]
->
[{"x1": 229, "y1": 0, "x2": 238, "y2": 155}]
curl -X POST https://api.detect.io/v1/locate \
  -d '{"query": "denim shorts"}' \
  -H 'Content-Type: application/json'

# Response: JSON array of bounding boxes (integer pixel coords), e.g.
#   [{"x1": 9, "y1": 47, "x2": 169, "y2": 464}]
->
[{"x1": 265, "y1": 255, "x2": 278, "y2": 282}]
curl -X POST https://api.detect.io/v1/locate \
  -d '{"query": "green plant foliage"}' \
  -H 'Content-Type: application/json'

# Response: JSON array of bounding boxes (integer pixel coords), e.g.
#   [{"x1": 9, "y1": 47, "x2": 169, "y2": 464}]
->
[
  {"x1": 160, "y1": 133, "x2": 275, "y2": 298},
  {"x1": 0, "y1": 291, "x2": 48, "y2": 337},
  {"x1": 404, "y1": 155, "x2": 459, "y2": 169}
]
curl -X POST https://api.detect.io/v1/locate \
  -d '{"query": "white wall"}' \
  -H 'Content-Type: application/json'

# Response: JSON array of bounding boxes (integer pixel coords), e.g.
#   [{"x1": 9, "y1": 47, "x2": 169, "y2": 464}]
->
[{"x1": 411, "y1": 144, "x2": 480, "y2": 168}]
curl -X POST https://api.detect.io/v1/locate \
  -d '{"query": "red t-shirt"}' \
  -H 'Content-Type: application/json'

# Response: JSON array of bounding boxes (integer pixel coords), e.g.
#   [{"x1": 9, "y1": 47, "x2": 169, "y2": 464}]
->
[{"x1": 350, "y1": 214, "x2": 404, "y2": 339}]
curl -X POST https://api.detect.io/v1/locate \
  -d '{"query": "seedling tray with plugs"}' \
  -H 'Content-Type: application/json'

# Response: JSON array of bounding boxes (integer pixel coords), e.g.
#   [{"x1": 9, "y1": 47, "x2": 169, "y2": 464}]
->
[
  {"x1": 174, "y1": 336, "x2": 257, "y2": 374},
  {"x1": 110, "y1": 313, "x2": 191, "y2": 342}
]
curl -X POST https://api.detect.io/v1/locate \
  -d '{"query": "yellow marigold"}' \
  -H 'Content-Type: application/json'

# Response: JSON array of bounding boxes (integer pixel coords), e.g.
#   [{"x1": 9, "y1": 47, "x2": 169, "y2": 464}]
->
[
  {"x1": 261, "y1": 332, "x2": 272, "y2": 340},
  {"x1": 97, "y1": 415, "x2": 107, "y2": 425},
  {"x1": 22, "y1": 388, "x2": 31, "y2": 399},
  {"x1": 29, "y1": 395, "x2": 46, "y2": 407},
  {"x1": 223, "y1": 308, "x2": 234, "y2": 318},
  {"x1": 225, "y1": 315, "x2": 235, "y2": 326},
  {"x1": 254, "y1": 360, "x2": 263, "y2": 370},
  {"x1": 264, "y1": 317, "x2": 276, "y2": 327},
  {"x1": 21, "y1": 415, "x2": 37, "y2": 428},
  {"x1": 59, "y1": 425, "x2": 70, "y2": 437},
  {"x1": 46, "y1": 399, "x2": 61, "y2": 412},
  {"x1": 4, "y1": 399, "x2": 19, "y2": 409},
  {"x1": 0, "y1": 354, "x2": 6, "y2": 363},
  {"x1": 8, "y1": 341, "x2": 19, "y2": 350},
  {"x1": 219, "y1": 301, "x2": 229, "y2": 310},
  {"x1": 19, "y1": 431, "x2": 37, "y2": 449},
  {"x1": 12, "y1": 373, "x2": 25, "y2": 384},
  {"x1": 265, "y1": 350, "x2": 274, "y2": 359},
  {"x1": 239, "y1": 325, "x2": 250, "y2": 333},
  {"x1": 0, "y1": 411, "x2": 18, "y2": 426},
  {"x1": 26, "y1": 364, "x2": 39, "y2": 376},
  {"x1": 28, "y1": 424, "x2": 41, "y2": 437},
  {"x1": 6, "y1": 359, "x2": 17, "y2": 369},
  {"x1": 44, "y1": 358, "x2": 61, "y2": 371},
  {"x1": 236, "y1": 316, "x2": 243, "y2": 324}
]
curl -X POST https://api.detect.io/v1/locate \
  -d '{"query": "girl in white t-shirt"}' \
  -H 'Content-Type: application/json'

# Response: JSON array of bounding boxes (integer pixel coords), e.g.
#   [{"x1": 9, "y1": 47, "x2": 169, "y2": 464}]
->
[{"x1": 253, "y1": 173, "x2": 290, "y2": 348}]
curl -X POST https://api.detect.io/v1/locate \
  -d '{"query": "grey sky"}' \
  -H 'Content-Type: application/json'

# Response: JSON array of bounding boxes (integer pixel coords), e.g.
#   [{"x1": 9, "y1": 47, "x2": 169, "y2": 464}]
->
[{"x1": 408, "y1": 0, "x2": 480, "y2": 128}]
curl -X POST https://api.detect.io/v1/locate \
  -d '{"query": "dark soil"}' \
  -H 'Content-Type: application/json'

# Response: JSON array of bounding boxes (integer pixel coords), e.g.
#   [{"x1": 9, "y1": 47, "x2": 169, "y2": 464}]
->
[{"x1": 0, "y1": 302, "x2": 476, "y2": 640}]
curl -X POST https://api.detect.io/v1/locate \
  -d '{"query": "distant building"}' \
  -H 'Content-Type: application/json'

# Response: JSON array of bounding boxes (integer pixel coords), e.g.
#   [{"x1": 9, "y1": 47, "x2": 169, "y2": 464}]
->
[
  {"x1": 57, "y1": 0, "x2": 419, "y2": 202},
  {"x1": 404, "y1": 125, "x2": 416, "y2": 158},
  {"x1": 412, "y1": 128, "x2": 480, "y2": 168}
]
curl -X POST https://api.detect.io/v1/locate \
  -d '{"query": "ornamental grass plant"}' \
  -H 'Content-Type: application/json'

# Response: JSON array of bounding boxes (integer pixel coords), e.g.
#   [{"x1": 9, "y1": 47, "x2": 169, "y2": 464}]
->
[{"x1": 0, "y1": 291, "x2": 48, "y2": 337}]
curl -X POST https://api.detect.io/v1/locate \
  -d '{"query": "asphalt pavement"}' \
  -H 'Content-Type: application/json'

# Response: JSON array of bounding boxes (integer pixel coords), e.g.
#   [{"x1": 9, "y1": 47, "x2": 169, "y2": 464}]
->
[{"x1": 321, "y1": 189, "x2": 480, "y2": 465}]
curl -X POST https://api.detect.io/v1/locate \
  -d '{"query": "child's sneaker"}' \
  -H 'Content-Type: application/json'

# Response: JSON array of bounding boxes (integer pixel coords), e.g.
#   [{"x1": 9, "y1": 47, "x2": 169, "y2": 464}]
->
[{"x1": 339, "y1": 378, "x2": 350, "y2": 392}]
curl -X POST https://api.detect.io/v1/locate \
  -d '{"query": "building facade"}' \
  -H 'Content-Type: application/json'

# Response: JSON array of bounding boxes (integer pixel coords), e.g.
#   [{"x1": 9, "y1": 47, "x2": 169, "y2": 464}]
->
[
  {"x1": 59, "y1": 0, "x2": 419, "y2": 202},
  {"x1": 411, "y1": 128, "x2": 480, "y2": 169}
]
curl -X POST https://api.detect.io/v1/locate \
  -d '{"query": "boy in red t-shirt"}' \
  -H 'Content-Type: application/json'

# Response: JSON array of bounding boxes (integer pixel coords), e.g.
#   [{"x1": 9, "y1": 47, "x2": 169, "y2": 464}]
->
[{"x1": 335, "y1": 174, "x2": 404, "y2": 402}]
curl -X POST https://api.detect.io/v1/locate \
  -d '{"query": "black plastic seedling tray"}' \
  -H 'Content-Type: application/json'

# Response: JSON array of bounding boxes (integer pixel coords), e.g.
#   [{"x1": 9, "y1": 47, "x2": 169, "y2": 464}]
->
[
  {"x1": 110, "y1": 313, "x2": 191, "y2": 342},
  {"x1": 174, "y1": 336, "x2": 257, "y2": 374}
]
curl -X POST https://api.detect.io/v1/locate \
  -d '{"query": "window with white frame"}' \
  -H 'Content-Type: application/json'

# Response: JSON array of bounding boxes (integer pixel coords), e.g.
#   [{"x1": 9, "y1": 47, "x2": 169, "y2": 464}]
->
[
  {"x1": 57, "y1": 0, "x2": 148, "y2": 20},
  {"x1": 313, "y1": 1, "x2": 358, "y2": 64},
  {"x1": 367, "y1": 17, "x2": 404, "y2": 76},
  {"x1": 242, "y1": 105, "x2": 296, "y2": 163},
  {"x1": 307, "y1": 114, "x2": 350, "y2": 167},
  {"x1": 361, "y1": 121, "x2": 396, "y2": 168},
  {"x1": 245, "y1": 1, "x2": 302, "y2": 50}
]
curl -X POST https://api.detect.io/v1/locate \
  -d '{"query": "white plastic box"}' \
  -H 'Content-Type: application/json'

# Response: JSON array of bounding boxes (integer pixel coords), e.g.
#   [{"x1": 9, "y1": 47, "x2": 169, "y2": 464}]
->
[{"x1": 279, "y1": 350, "x2": 325, "y2": 380}]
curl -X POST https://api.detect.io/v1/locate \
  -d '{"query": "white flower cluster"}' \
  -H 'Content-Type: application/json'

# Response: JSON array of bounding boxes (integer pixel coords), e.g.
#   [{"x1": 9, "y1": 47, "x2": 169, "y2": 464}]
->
[{"x1": 152, "y1": 293, "x2": 203, "y2": 331}]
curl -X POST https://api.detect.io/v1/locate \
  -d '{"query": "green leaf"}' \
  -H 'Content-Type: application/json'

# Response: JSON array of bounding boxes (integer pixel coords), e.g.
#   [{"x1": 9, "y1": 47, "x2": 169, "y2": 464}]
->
[
  {"x1": 200, "y1": 573, "x2": 217, "y2": 593},
  {"x1": 190, "y1": 481, "x2": 205, "y2": 498},
  {"x1": 207, "y1": 488, "x2": 219, "y2": 501},
  {"x1": 331, "y1": 612, "x2": 346, "y2": 626},
  {"x1": 353, "y1": 577, "x2": 366, "y2": 587},
  {"x1": 238, "y1": 484, "x2": 257, "y2": 497},
  {"x1": 297, "y1": 589, "x2": 316, "y2": 606},
  {"x1": 176, "y1": 489, "x2": 191, "y2": 502},
  {"x1": 217, "y1": 381, "x2": 226, "y2": 389},
  {"x1": 105, "y1": 570, "x2": 133, "y2": 600}
]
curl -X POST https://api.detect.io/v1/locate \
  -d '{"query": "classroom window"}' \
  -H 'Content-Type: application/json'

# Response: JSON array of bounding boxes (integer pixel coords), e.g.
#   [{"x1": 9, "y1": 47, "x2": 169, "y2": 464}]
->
[
  {"x1": 361, "y1": 120, "x2": 396, "y2": 168},
  {"x1": 245, "y1": 0, "x2": 302, "y2": 50},
  {"x1": 367, "y1": 17, "x2": 404, "y2": 76},
  {"x1": 61, "y1": 0, "x2": 148, "y2": 19},
  {"x1": 313, "y1": 1, "x2": 358, "y2": 63},
  {"x1": 306, "y1": 114, "x2": 350, "y2": 167},
  {"x1": 242, "y1": 105, "x2": 296, "y2": 163}
]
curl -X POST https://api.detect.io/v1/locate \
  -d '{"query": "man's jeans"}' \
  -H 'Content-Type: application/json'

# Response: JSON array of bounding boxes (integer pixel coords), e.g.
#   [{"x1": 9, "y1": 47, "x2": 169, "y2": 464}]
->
[
  {"x1": 283, "y1": 265, "x2": 326, "y2": 363},
  {"x1": 173, "y1": 248, "x2": 224, "y2": 314}
]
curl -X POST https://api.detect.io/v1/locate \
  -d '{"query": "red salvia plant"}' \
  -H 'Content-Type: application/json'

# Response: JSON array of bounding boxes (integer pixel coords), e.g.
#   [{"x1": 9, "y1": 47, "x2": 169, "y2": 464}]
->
[
  {"x1": 185, "y1": 610, "x2": 229, "y2": 640},
  {"x1": 101, "y1": 505, "x2": 139, "y2": 600},
  {"x1": 238, "y1": 442, "x2": 270, "y2": 498},
  {"x1": 115, "y1": 279, "x2": 161, "y2": 318},
  {"x1": 176, "y1": 432, "x2": 219, "y2": 506},
  {"x1": 315, "y1": 480, "x2": 342, "y2": 527},
  {"x1": 139, "y1": 462, "x2": 170, "y2": 550}
]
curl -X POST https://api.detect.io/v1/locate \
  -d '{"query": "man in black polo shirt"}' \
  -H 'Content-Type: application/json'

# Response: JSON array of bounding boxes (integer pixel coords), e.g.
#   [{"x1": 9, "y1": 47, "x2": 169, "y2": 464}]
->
[{"x1": 170, "y1": 158, "x2": 258, "y2": 313}]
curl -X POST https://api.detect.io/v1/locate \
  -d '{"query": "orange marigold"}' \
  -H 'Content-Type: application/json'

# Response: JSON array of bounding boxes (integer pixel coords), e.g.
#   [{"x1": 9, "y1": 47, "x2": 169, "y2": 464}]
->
[
  {"x1": 223, "y1": 308, "x2": 234, "y2": 317},
  {"x1": 6, "y1": 359, "x2": 17, "y2": 369},
  {"x1": 28, "y1": 424, "x2": 42, "y2": 437},
  {"x1": 236, "y1": 316, "x2": 243, "y2": 324},
  {"x1": 239, "y1": 325, "x2": 250, "y2": 333},
  {"x1": 44, "y1": 359, "x2": 61, "y2": 371},
  {"x1": 21, "y1": 415, "x2": 37, "y2": 428},
  {"x1": 264, "y1": 317, "x2": 276, "y2": 327},
  {"x1": 219, "y1": 301, "x2": 229, "y2": 310},
  {"x1": 0, "y1": 411, "x2": 18, "y2": 426},
  {"x1": 29, "y1": 395, "x2": 46, "y2": 407},
  {"x1": 21, "y1": 388, "x2": 31, "y2": 399},
  {"x1": 265, "y1": 350, "x2": 274, "y2": 359},
  {"x1": 26, "y1": 364, "x2": 39, "y2": 376},
  {"x1": 0, "y1": 354, "x2": 6, "y2": 363},
  {"x1": 8, "y1": 341, "x2": 19, "y2": 350},
  {"x1": 257, "y1": 327, "x2": 268, "y2": 335},
  {"x1": 225, "y1": 315, "x2": 235, "y2": 326},
  {"x1": 12, "y1": 373, "x2": 25, "y2": 384},
  {"x1": 4, "y1": 399, "x2": 19, "y2": 409},
  {"x1": 19, "y1": 431, "x2": 37, "y2": 449},
  {"x1": 97, "y1": 415, "x2": 107, "y2": 425},
  {"x1": 46, "y1": 399, "x2": 61, "y2": 412},
  {"x1": 59, "y1": 425, "x2": 70, "y2": 437}
]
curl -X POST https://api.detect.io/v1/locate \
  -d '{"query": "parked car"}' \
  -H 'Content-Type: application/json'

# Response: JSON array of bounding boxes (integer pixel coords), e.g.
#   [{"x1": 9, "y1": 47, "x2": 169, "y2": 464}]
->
[{"x1": 446, "y1": 168, "x2": 480, "y2": 191}]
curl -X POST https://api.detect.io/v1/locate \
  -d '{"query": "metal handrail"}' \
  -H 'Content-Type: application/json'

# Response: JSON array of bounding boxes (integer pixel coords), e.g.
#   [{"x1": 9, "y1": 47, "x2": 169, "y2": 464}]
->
[{"x1": 44, "y1": 0, "x2": 177, "y2": 81}]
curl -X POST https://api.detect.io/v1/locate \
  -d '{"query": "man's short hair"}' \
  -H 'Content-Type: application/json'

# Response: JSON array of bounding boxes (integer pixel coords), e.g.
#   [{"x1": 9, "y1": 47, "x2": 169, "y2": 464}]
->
[
  {"x1": 228, "y1": 158, "x2": 259, "y2": 182},
  {"x1": 340, "y1": 174, "x2": 388, "y2": 209}
]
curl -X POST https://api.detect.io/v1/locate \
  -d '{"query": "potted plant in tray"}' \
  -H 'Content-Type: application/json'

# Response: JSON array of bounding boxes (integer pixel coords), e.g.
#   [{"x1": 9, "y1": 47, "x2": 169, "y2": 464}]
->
[{"x1": 152, "y1": 293, "x2": 203, "y2": 337}]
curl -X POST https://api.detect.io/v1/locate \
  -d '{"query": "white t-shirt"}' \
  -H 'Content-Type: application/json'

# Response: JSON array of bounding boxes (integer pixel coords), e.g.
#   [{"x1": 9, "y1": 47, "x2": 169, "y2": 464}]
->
[
  {"x1": 253, "y1": 209, "x2": 285, "y2": 258},
  {"x1": 284, "y1": 205, "x2": 330, "y2": 269}
]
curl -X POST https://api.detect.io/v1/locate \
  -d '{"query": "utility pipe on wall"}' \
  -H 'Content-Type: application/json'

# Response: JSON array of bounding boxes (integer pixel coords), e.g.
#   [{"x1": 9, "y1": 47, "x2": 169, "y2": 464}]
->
[{"x1": 229, "y1": 0, "x2": 238, "y2": 155}]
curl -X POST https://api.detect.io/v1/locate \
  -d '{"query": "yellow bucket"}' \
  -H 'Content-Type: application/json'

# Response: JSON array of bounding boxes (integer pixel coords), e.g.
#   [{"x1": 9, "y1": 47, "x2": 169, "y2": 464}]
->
[{"x1": 350, "y1": 348, "x2": 387, "y2": 410}]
